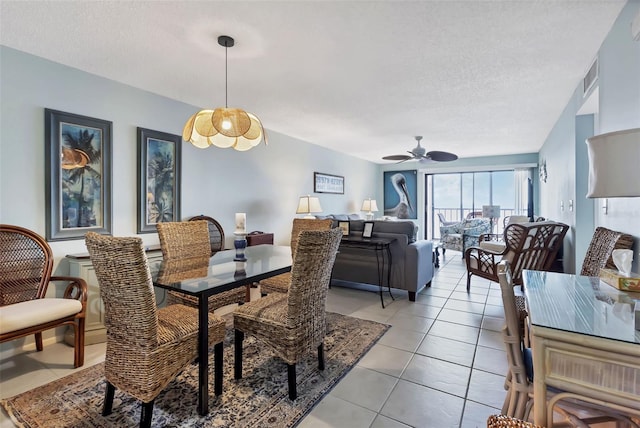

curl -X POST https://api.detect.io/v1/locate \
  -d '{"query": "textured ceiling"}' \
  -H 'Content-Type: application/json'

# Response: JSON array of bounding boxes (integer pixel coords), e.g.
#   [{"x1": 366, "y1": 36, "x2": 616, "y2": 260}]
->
[{"x1": 0, "y1": 1, "x2": 626, "y2": 163}]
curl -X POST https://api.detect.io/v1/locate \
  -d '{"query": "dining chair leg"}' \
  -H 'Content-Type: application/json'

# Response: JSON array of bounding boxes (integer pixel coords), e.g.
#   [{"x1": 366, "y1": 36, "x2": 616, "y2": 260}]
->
[
  {"x1": 317, "y1": 343, "x2": 325, "y2": 370},
  {"x1": 466, "y1": 272, "x2": 472, "y2": 291},
  {"x1": 140, "y1": 400, "x2": 154, "y2": 428},
  {"x1": 35, "y1": 332, "x2": 43, "y2": 351},
  {"x1": 214, "y1": 342, "x2": 223, "y2": 395},
  {"x1": 102, "y1": 381, "x2": 115, "y2": 416},
  {"x1": 287, "y1": 363, "x2": 297, "y2": 400},
  {"x1": 234, "y1": 329, "x2": 244, "y2": 379}
]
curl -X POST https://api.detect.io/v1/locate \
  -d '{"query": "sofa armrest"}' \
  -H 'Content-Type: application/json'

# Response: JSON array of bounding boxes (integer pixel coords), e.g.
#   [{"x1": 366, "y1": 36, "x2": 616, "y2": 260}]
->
[{"x1": 405, "y1": 240, "x2": 434, "y2": 293}]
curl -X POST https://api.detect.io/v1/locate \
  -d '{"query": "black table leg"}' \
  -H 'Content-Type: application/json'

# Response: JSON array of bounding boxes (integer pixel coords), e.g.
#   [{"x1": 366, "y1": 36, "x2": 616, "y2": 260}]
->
[{"x1": 197, "y1": 294, "x2": 209, "y2": 416}]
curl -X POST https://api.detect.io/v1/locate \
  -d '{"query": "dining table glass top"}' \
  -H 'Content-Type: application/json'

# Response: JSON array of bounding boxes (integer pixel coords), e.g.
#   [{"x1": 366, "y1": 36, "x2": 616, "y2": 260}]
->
[
  {"x1": 523, "y1": 269, "x2": 640, "y2": 345},
  {"x1": 152, "y1": 244, "x2": 292, "y2": 295}
]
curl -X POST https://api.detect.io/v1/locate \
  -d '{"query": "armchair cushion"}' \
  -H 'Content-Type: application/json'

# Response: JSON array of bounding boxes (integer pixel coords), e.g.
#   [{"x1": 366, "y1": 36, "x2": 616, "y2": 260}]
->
[
  {"x1": 0, "y1": 299, "x2": 83, "y2": 334},
  {"x1": 440, "y1": 218, "x2": 492, "y2": 254}
]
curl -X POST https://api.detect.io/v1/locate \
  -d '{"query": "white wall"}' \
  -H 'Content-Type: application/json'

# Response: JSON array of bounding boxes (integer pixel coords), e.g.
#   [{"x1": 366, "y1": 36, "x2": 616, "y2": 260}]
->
[
  {"x1": 538, "y1": 0, "x2": 640, "y2": 273},
  {"x1": 0, "y1": 46, "x2": 379, "y2": 352}
]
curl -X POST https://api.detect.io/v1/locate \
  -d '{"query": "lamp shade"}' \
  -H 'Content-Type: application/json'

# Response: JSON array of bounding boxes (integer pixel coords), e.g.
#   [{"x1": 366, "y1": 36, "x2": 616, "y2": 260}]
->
[
  {"x1": 361, "y1": 199, "x2": 379, "y2": 213},
  {"x1": 586, "y1": 128, "x2": 640, "y2": 198},
  {"x1": 182, "y1": 35, "x2": 266, "y2": 152},
  {"x1": 296, "y1": 195, "x2": 322, "y2": 215}
]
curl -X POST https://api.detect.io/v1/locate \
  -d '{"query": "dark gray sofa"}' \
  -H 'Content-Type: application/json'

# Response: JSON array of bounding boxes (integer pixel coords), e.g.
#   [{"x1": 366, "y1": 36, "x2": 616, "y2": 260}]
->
[{"x1": 328, "y1": 218, "x2": 434, "y2": 301}]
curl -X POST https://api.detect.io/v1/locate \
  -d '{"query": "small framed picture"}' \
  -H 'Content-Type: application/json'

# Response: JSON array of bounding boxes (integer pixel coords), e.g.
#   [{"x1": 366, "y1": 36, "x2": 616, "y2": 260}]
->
[
  {"x1": 363, "y1": 221, "x2": 374, "y2": 238},
  {"x1": 338, "y1": 221, "x2": 350, "y2": 236}
]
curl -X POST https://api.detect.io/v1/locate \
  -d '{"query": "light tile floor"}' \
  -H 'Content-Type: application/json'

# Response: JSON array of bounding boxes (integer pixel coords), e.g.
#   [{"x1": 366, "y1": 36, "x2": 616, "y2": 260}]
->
[{"x1": 0, "y1": 252, "x2": 509, "y2": 427}]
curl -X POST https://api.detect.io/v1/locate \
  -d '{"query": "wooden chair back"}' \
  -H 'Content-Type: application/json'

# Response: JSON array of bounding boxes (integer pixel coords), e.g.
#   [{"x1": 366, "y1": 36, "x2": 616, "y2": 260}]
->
[
  {"x1": 0, "y1": 224, "x2": 53, "y2": 305},
  {"x1": 502, "y1": 221, "x2": 569, "y2": 285}
]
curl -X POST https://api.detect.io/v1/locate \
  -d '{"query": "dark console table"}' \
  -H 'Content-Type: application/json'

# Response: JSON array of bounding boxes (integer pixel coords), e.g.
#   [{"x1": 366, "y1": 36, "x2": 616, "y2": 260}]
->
[{"x1": 338, "y1": 236, "x2": 396, "y2": 308}]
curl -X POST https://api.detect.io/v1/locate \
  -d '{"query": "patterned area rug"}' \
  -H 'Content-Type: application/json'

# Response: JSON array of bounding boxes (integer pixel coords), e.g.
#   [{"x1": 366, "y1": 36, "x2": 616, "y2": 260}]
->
[{"x1": 1, "y1": 312, "x2": 388, "y2": 427}]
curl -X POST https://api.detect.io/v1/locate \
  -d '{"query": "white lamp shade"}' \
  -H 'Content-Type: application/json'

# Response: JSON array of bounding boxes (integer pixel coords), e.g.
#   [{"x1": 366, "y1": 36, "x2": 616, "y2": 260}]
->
[
  {"x1": 296, "y1": 196, "x2": 322, "y2": 214},
  {"x1": 586, "y1": 128, "x2": 640, "y2": 198},
  {"x1": 361, "y1": 199, "x2": 379, "y2": 212}
]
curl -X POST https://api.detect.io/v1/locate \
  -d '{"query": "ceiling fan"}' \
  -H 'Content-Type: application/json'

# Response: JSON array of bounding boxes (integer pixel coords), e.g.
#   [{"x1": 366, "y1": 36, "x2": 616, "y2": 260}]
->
[{"x1": 382, "y1": 136, "x2": 458, "y2": 163}]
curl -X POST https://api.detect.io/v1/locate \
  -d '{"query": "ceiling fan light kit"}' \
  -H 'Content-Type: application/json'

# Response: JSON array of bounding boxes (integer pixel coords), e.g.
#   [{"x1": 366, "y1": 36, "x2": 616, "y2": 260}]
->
[
  {"x1": 382, "y1": 136, "x2": 458, "y2": 163},
  {"x1": 182, "y1": 35, "x2": 266, "y2": 151}
]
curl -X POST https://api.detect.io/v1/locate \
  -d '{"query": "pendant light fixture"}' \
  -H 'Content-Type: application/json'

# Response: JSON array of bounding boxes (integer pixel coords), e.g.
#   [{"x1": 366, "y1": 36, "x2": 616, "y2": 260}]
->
[{"x1": 182, "y1": 35, "x2": 266, "y2": 151}]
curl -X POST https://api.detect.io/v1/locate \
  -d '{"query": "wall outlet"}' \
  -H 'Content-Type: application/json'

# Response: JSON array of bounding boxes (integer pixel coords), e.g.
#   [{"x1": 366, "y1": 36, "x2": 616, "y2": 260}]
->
[{"x1": 569, "y1": 199, "x2": 574, "y2": 211}]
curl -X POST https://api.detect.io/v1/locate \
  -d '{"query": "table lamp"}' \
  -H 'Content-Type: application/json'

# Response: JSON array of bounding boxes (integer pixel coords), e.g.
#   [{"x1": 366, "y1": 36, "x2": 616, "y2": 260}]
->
[
  {"x1": 361, "y1": 198, "x2": 379, "y2": 220},
  {"x1": 296, "y1": 195, "x2": 322, "y2": 219}
]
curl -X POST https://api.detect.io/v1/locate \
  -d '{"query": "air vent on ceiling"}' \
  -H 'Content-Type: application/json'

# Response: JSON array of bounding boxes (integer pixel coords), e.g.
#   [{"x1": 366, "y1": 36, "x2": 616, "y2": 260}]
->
[{"x1": 583, "y1": 57, "x2": 598, "y2": 96}]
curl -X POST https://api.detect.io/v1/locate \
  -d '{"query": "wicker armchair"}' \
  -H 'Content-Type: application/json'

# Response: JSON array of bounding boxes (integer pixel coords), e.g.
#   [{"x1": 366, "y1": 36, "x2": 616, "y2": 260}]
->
[
  {"x1": 157, "y1": 220, "x2": 247, "y2": 309},
  {"x1": 234, "y1": 229, "x2": 342, "y2": 400},
  {"x1": 0, "y1": 224, "x2": 87, "y2": 368},
  {"x1": 259, "y1": 218, "x2": 333, "y2": 295},
  {"x1": 85, "y1": 232, "x2": 226, "y2": 428},
  {"x1": 465, "y1": 221, "x2": 569, "y2": 291},
  {"x1": 580, "y1": 227, "x2": 634, "y2": 277}
]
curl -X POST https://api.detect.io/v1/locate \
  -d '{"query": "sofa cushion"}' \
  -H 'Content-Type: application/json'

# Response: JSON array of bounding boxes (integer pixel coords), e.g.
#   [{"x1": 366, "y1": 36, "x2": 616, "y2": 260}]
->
[{"x1": 0, "y1": 298, "x2": 83, "y2": 334}]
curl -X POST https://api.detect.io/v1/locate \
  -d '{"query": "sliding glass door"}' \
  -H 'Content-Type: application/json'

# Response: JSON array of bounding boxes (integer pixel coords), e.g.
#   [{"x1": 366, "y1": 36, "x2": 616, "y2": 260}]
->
[{"x1": 425, "y1": 170, "x2": 523, "y2": 240}]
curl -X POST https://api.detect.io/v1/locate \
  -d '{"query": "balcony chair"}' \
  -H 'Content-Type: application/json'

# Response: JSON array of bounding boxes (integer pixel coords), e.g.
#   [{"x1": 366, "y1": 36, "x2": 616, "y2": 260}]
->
[
  {"x1": 440, "y1": 217, "x2": 492, "y2": 257},
  {"x1": 0, "y1": 224, "x2": 87, "y2": 368},
  {"x1": 437, "y1": 213, "x2": 458, "y2": 227},
  {"x1": 259, "y1": 218, "x2": 333, "y2": 295},
  {"x1": 85, "y1": 232, "x2": 226, "y2": 428},
  {"x1": 497, "y1": 261, "x2": 638, "y2": 426},
  {"x1": 233, "y1": 229, "x2": 342, "y2": 400},
  {"x1": 580, "y1": 226, "x2": 634, "y2": 277},
  {"x1": 465, "y1": 221, "x2": 569, "y2": 291},
  {"x1": 157, "y1": 220, "x2": 247, "y2": 309}
]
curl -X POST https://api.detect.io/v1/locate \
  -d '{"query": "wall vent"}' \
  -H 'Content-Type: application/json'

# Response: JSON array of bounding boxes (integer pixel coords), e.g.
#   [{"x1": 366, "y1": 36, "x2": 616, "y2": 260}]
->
[{"x1": 583, "y1": 58, "x2": 598, "y2": 96}]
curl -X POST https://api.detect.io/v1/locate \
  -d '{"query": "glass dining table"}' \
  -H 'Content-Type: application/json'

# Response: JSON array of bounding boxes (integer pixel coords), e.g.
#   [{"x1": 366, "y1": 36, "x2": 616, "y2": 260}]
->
[
  {"x1": 152, "y1": 244, "x2": 292, "y2": 416},
  {"x1": 523, "y1": 270, "x2": 640, "y2": 426}
]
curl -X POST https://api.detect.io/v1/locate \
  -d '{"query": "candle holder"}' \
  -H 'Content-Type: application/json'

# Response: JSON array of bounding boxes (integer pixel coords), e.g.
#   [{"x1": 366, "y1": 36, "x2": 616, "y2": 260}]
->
[
  {"x1": 234, "y1": 232, "x2": 248, "y2": 261},
  {"x1": 234, "y1": 261, "x2": 247, "y2": 280}
]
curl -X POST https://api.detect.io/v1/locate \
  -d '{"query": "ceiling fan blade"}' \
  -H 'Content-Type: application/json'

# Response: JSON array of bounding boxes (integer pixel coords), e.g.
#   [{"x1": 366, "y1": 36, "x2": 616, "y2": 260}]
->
[
  {"x1": 427, "y1": 151, "x2": 458, "y2": 162},
  {"x1": 382, "y1": 154, "x2": 412, "y2": 161}
]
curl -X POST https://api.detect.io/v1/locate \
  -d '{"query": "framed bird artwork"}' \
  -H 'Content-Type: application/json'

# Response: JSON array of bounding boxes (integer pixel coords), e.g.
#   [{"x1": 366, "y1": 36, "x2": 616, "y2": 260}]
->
[{"x1": 383, "y1": 170, "x2": 417, "y2": 220}]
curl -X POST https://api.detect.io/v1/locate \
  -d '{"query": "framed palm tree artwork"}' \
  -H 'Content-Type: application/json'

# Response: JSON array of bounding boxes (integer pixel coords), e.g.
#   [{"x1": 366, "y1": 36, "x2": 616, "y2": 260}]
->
[
  {"x1": 136, "y1": 127, "x2": 181, "y2": 233},
  {"x1": 45, "y1": 109, "x2": 112, "y2": 241}
]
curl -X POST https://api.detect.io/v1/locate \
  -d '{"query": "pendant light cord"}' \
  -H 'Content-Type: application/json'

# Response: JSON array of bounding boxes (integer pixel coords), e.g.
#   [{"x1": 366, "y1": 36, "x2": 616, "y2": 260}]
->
[{"x1": 224, "y1": 43, "x2": 228, "y2": 108}]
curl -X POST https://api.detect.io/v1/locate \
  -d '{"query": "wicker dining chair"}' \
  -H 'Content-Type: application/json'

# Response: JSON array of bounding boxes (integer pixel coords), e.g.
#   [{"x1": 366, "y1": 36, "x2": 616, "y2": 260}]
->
[
  {"x1": 85, "y1": 232, "x2": 226, "y2": 428},
  {"x1": 0, "y1": 224, "x2": 87, "y2": 368},
  {"x1": 188, "y1": 215, "x2": 225, "y2": 256},
  {"x1": 580, "y1": 227, "x2": 634, "y2": 277},
  {"x1": 259, "y1": 218, "x2": 333, "y2": 295},
  {"x1": 487, "y1": 414, "x2": 539, "y2": 428},
  {"x1": 497, "y1": 261, "x2": 637, "y2": 426},
  {"x1": 234, "y1": 229, "x2": 342, "y2": 400},
  {"x1": 157, "y1": 220, "x2": 247, "y2": 309}
]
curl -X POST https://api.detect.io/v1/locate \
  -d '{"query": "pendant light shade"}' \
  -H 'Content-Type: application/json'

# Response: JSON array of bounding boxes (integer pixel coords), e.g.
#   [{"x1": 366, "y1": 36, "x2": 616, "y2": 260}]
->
[{"x1": 183, "y1": 35, "x2": 266, "y2": 151}]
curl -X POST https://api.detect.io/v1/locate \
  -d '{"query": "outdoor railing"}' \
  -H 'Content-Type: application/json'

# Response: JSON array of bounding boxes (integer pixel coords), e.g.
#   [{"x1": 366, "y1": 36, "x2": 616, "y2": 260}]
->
[{"x1": 431, "y1": 208, "x2": 517, "y2": 239}]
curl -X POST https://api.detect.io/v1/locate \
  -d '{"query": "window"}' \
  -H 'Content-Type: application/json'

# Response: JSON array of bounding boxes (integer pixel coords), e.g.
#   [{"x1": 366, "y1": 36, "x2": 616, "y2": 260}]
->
[{"x1": 427, "y1": 169, "x2": 526, "y2": 240}]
